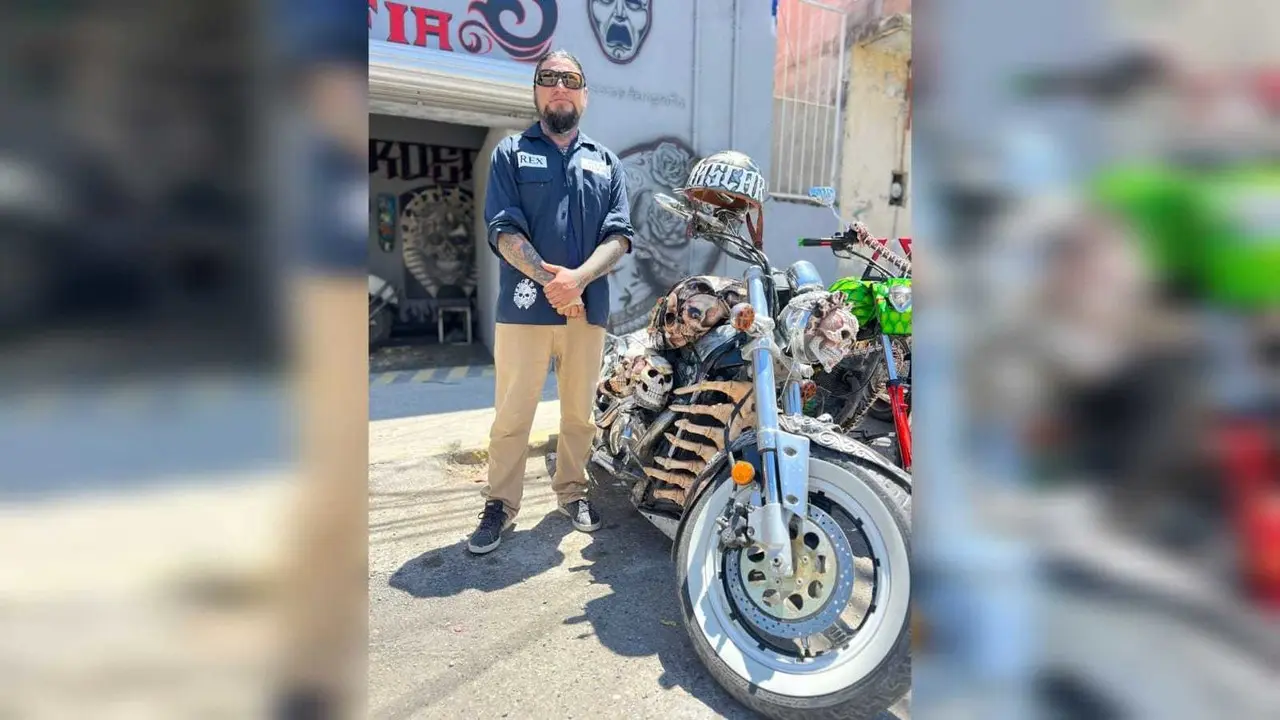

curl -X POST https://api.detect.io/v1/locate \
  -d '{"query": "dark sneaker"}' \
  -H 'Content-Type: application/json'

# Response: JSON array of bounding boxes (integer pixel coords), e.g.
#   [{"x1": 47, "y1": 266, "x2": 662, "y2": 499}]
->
[
  {"x1": 467, "y1": 500, "x2": 511, "y2": 555},
  {"x1": 559, "y1": 499, "x2": 602, "y2": 533}
]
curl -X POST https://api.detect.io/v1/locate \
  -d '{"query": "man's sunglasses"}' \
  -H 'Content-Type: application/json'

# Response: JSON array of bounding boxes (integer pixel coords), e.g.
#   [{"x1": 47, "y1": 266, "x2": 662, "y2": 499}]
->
[{"x1": 535, "y1": 69, "x2": 585, "y2": 90}]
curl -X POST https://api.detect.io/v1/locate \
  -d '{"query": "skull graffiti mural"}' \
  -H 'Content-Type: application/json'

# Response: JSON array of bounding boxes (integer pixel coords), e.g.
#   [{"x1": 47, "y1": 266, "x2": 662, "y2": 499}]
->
[
  {"x1": 589, "y1": 0, "x2": 653, "y2": 64},
  {"x1": 399, "y1": 185, "x2": 477, "y2": 301}
]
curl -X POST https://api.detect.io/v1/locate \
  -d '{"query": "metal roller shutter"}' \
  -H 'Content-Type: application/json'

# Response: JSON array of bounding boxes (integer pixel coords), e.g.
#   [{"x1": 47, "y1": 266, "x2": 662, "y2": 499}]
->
[{"x1": 368, "y1": 41, "x2": 538, "y2": 128}]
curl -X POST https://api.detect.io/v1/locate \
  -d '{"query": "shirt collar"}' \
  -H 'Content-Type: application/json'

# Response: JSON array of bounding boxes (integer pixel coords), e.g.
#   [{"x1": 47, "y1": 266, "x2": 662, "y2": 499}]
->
[{"x1": 522, "y1": 122, "x2": 599, "y2": 152}]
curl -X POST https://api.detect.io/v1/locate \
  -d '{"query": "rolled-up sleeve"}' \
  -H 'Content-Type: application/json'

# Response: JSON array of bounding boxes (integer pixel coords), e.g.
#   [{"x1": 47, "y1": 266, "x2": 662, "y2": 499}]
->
[
  {"x1": 598, "y1": 157, "x2": 635, "y2": 253},
  {"x1": 485, "y1": 141, "x2": 531, "y2": 257}
]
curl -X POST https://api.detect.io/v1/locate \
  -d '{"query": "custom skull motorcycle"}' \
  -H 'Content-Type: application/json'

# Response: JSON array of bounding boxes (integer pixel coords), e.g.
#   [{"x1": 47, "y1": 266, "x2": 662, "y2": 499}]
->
[{"x1": 548, "y1": 152, "x2": 911, "y2": 719}]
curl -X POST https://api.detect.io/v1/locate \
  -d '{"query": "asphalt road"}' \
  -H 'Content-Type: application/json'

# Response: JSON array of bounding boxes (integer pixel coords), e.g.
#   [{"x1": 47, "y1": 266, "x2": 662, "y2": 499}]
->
[{"x1": 367, "y1": 419, "x2": 909, "y2": 720}]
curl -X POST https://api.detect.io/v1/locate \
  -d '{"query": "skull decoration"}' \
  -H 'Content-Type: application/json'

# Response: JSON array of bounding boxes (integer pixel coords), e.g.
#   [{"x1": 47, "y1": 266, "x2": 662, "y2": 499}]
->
[
  {"x1": 597, "y1": 330, "x2": 655, "y2": 399},
  {"x1": 646, "y1": 275, "x2": 748, "y2": 350},
  {"x1": 780, "y1": 291, "x2": 860, "y2": 372},
  {"x1": 632, "y1": 351, "x2": 675, "y2": 410}
]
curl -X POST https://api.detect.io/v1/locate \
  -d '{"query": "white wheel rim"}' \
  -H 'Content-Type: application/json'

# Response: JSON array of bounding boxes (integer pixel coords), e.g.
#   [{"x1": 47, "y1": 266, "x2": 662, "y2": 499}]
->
[{"x1": 683, "y1": 458, "x2": 910, "y2": 697}]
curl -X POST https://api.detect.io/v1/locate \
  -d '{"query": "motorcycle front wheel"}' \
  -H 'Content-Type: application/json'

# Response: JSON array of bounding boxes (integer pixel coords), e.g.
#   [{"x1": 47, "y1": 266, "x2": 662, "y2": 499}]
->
[{"x1": 674, "y1": 445, "x2": 911, "y2": 720}]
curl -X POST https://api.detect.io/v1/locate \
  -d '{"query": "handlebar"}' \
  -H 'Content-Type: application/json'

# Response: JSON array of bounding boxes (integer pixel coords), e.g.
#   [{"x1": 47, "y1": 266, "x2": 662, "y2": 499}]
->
[{"x1": 797, "y1": 226, "x2": 913, "y2": 277}]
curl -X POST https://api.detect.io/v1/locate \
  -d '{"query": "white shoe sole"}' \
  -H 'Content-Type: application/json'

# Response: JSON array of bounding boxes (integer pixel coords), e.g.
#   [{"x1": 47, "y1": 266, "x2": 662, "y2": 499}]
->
[
  {"x1": 467, "y1": 536, "x2": 501, "y2": 554},
  {"x1": 558, "y1": 505, "x2": 602, "y2": 533},
  {"x1": 467, "y1": 517, "x2": 514, "y2": 555}
]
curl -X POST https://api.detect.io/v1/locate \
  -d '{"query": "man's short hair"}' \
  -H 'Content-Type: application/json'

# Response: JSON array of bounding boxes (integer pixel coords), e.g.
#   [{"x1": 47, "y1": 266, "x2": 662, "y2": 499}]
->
[{"x1": 534, "y1": 48, "x2": 587, "y2": 86}]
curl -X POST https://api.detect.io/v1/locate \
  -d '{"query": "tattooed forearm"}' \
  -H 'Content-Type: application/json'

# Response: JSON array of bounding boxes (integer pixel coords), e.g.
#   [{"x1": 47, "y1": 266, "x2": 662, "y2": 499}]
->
[
  {"x1": 496, "y1": 232, "x2": 556, "y2": 285},
  {"x1": 576, "y1": 235, "x2": 631, "y2": 285}
]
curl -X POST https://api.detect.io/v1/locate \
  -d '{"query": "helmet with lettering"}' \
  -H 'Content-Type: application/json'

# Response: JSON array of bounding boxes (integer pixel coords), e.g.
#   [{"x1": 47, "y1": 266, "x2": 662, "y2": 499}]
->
[
  {"x1": 679, "y1": 150, "x2": 767, "y2": 212},
  {"x1": 678, "y1": 150, "x2": 768, "y2": 247}
]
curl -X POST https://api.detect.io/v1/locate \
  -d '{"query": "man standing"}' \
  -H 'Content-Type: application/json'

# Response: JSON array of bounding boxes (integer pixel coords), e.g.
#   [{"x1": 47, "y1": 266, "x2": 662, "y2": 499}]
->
[{"x1": 469, "y1": 49, "x2": 634, "y2": 555}]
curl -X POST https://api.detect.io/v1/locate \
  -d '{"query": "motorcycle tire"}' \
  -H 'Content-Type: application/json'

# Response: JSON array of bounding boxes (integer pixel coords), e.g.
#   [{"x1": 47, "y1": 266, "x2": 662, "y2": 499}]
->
[
  {"x1": 674, "y1": 444, "x2": 911, "y2": 720},
  {"x1": 833, "y1": 361, "x2": 887, "y2": 430},
  {"x1": 868, "y1": 395, "x2": 894, "y2": 423}
]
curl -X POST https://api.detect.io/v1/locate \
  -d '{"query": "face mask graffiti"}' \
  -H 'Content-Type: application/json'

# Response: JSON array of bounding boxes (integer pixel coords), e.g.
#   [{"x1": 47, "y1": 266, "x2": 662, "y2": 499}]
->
[{"x1": 589, "y1": 0, "x2": 652, "y2": 64}]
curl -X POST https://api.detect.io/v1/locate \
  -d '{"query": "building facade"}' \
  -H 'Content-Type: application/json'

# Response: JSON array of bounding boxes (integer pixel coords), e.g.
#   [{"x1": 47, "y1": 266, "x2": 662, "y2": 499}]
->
[{"x1": 368, "y1": 0, "x2": 908, "y2": 353}]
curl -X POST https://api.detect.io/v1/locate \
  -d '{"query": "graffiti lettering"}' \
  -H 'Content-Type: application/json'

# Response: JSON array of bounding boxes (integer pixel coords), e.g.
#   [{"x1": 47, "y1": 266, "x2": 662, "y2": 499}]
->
[
  {"x1": 369, "y1": 139, "x2": 478, "y2": 186},
  {"x1": 687, "y1": 160, "x2": 764, "y2": 199},
  {"x1": 370, "y1": 1, "x2": 557, "y2": 62},
  {"x1": 592, "y1": 84, "x2": 688, "y2": 109}
]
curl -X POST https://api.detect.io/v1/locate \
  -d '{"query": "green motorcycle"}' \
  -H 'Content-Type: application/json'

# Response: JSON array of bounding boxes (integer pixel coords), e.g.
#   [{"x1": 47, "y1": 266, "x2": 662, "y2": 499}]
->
[{"x1": 799, "y1": 187, "x2": 913, "y2": 469}]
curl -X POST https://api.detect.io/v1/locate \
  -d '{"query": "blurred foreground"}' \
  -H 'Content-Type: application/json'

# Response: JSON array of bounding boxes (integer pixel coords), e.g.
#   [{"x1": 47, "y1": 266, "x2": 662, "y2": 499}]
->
[
  {"x1": 0, "y1": 1, "x2": 367, "y2": 718},
  {"x1": 2, "y1": 1, "x2": 1279, "y2": 719},
  {"x1": 912, "y1": 0, "x2": 1279, "y2": 717}
]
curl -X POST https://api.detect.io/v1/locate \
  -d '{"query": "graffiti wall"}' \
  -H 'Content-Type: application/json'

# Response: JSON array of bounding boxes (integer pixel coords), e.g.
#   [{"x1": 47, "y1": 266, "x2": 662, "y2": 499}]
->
[
  {"x1": 368, "y1": 116, "x2": 487, "y2": 321},
  {"x1": 370, "y1": 1, "x2": 833, "y2": 339},
  {"x1": 609, "y1": 138, "x2": 712, "y2": 332},
  {"x1": 368, "y1": 0, "x2": 559, "y2": 61}
]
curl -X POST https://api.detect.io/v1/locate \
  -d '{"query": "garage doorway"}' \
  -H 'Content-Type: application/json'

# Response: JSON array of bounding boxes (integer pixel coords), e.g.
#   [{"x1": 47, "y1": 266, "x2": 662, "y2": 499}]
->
[{"x1": 368, "y1": 114, "x2": 496, "y2": 371}]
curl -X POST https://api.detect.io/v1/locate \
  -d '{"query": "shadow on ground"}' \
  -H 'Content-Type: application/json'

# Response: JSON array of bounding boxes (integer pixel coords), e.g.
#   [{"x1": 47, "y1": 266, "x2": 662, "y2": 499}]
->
[
  {"x1": 564, "y1": 484, "x2": 907, "y2": 720},
  {"x1": 389, "y1": 510, "x2": 574, "y2": 597},
  {"x1": 384, "y1": 476, "x2": 907, "y2": 720}
]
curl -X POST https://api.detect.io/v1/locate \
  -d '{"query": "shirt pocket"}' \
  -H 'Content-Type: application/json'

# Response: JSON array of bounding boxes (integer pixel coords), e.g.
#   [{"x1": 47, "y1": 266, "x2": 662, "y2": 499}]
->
[
  {"x1": 581, "y1": 165, "x2": 612, "y2": 231},
  {"x1": 516, "y1": 167, "x2": 553, "y2": 212}
]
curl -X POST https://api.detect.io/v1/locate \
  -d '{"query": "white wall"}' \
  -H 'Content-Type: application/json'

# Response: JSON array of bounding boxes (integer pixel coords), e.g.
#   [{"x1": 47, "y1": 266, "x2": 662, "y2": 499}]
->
[{"x1": 837, "y1": 28, "x2": 912, "y2": 278}]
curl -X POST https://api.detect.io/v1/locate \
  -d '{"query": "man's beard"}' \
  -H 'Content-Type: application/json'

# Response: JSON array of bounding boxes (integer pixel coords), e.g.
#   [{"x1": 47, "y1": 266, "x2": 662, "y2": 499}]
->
[{"x1": 541, "y1": 104, "x2": 580, "y2": 135}]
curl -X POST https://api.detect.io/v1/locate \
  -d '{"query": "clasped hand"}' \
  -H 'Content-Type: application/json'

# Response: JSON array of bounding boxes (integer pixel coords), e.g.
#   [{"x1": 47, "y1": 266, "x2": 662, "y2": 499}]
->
[{"x1": 542, "y1": 262, "x2": 586, "y2": 318}]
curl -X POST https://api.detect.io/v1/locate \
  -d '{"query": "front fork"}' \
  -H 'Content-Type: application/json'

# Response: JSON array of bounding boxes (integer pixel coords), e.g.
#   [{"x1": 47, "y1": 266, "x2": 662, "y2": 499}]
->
[
  {"x1": 882, "y1": 334, "x2": 913, "y2": 470},
  {"x1": 742, "y1": 266, "x2": 811, "y2": 579}
]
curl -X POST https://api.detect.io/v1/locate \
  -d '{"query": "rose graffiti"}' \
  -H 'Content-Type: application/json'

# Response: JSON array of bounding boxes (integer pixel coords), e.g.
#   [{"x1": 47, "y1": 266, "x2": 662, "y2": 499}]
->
[{"x1": 608, "y1": 138, "x2": 724, "y2": 334}]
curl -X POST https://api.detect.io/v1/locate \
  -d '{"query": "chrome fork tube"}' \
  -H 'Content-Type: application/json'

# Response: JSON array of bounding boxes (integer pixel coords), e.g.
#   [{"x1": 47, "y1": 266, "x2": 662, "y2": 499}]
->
[
  {"x1": 782, "y1": 381, "x2": 803, "y2": 415},
  {"x1": 745, "y1": 266, "x2": 781, "y2": 506}
]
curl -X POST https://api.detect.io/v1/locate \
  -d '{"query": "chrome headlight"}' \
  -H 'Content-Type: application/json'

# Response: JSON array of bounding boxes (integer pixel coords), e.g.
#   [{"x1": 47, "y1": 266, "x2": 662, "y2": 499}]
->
[
  {"x1": 779, "y1": 290, "x2": 859, "y2": 372},
  {"x1": 887, "y1": 284, "x2": 913, "y2": 313}
]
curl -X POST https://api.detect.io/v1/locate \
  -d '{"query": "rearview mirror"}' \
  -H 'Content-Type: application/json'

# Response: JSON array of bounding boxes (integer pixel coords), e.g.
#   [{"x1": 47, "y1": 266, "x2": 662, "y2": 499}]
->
[
  {"x1": 807, "y1": 186, "x2": 837, "y2": 207},
  {"x1": 654, "y1": 193, "x2": 694, "y2": 221},
  {"x1": 655, "y1": 192, "x2": 733, "y2": 235}
]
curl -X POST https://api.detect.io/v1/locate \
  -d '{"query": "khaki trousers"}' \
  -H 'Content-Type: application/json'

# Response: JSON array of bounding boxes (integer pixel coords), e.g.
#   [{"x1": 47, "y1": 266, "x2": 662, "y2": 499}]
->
[{"x1": 485, "y1": 317, "x2": 607, "y2": 521}]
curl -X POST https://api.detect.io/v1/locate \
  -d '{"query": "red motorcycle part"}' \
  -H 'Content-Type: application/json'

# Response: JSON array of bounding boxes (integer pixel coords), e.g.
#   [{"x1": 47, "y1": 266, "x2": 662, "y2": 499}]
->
[
  {"x1": 888, "y1": 382, "x2": 912, "y2": 470},
  {"x1": 1217, "y1": 419, "x2": 1280, "y2": 609}
]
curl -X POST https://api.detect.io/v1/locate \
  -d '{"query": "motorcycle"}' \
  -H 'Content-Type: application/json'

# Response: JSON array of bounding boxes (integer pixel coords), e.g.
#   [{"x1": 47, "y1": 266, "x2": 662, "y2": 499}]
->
[
  {"x1": 548, "y1": 185, "x2": 912, "y2": 719},
  {"x1": 800, "y1": 187, "x2": 914, "y2": 470}
]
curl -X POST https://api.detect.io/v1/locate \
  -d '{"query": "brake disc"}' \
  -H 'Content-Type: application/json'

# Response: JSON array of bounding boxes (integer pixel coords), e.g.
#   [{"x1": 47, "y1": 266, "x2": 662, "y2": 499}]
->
[{"x1": 724, "y1": 502, "x2": 858, "y2": 640}]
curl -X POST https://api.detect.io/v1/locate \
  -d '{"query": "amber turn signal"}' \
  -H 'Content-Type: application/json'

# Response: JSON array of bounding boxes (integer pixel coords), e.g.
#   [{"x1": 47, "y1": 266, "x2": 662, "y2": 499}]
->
[
  {"x1": 731, "y1": 460, "x2": 756, "y2": 485},
  {"x1": 730, "y1": 302, "x2": 755, "y2": 332}
]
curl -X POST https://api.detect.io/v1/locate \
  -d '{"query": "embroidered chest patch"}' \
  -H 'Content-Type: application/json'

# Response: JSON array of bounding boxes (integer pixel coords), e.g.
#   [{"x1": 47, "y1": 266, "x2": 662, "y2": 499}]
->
[
  {"x1": 581, "y1": 158, "x2": 610, "y2": 177},
  {"x1": 517, "y1": 151, "x2": 548, "y2": 169}
]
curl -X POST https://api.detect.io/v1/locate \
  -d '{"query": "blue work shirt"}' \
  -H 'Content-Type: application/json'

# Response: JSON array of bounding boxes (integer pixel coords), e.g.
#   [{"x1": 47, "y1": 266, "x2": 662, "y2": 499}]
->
[
  {"x1": 277, "y1": 0, "x2": 365, "y2": 276},
  {"x1": 485, "y1": 123, "x2": 634, "y2": 328},
  {"x1": 300, "y1": 137, "x2": 366, "y2": 276}
]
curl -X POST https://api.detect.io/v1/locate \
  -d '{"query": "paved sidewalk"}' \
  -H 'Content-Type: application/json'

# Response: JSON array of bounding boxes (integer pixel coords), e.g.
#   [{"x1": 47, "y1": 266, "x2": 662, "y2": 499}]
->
[{"x1": 370, "y1": 398, "x2": 562, "y2": 465}]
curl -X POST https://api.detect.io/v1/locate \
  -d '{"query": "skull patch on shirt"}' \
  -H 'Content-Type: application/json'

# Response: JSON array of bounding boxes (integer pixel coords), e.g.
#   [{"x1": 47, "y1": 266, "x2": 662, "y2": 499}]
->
[{"x1": 514, "y1": 278, "x2": 538, "y2": 310}]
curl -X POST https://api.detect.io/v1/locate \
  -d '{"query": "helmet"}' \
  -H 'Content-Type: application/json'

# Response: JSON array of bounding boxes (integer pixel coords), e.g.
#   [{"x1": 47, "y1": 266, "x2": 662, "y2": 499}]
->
[
  {"x1": 680, "y1": 150, "x2": 767, "y2": 212},
  {"x1": 678, "y1": 150, "x2": 768, "y2": 248}
]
